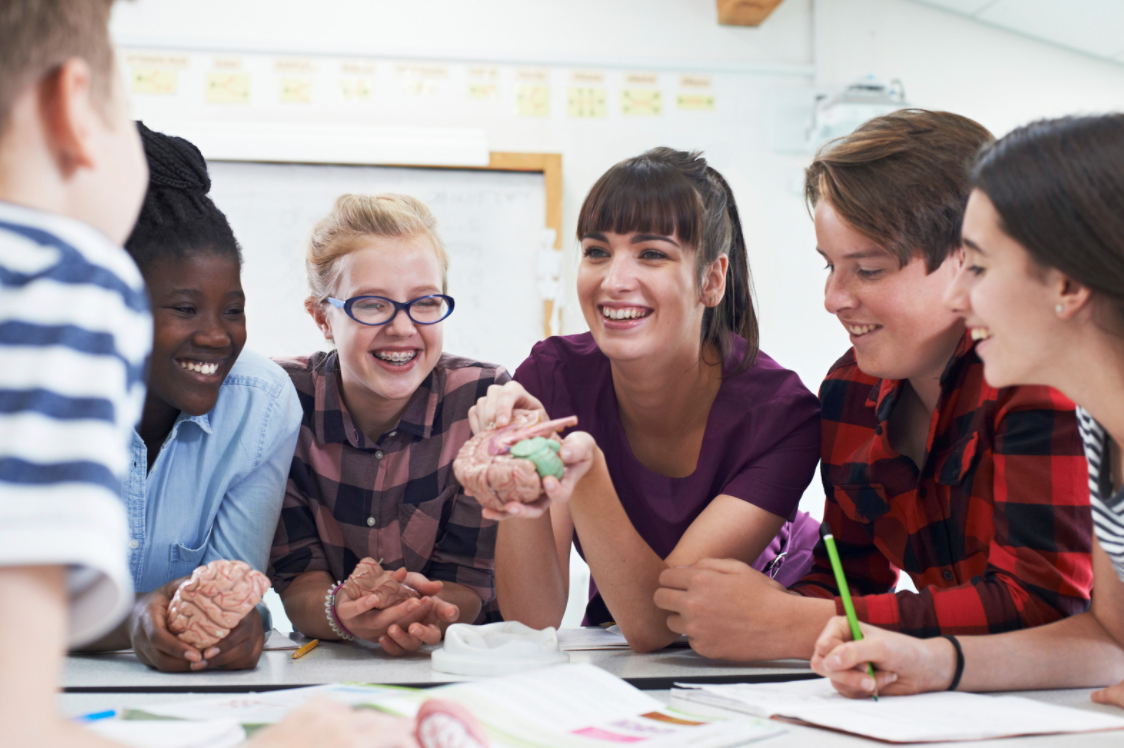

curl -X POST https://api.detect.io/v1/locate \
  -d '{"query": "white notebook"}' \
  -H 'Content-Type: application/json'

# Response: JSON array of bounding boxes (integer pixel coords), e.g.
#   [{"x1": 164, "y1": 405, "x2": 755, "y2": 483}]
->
[
  {"x1": 86, "y1": 719, "x2": 244, "y2": 748},
  {"x1": 671, "y1": 678, "x2": 1124, "y2": 743}
]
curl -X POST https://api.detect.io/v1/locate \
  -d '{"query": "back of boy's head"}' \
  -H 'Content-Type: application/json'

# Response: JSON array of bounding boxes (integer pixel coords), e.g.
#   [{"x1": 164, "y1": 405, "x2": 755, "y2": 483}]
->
[
  {"x1": 124, "y1": 122, "x2": 242, "y2": 275},
  {"x1": 0, "y1": 0, "x2": 116, "y2": 138},
  {"x1": 804, "y1": 109, "x2": 994, "y2": 272}
]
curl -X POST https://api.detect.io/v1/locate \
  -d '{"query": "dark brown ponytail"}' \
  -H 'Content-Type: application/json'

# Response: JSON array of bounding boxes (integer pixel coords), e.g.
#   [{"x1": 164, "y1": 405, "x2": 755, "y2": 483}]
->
[
  {"x1": 577, "y1": 147, "x2": 759, "y2": 374},
  {"x1": 702, "y1": 166, "x2": 758, "y2": 373}
]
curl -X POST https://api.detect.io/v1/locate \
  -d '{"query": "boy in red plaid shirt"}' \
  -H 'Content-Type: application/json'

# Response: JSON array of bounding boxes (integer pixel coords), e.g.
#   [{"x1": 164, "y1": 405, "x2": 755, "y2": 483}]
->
[{"x1": 654, "y1": 110, "x2": 1093, "y2": 661}]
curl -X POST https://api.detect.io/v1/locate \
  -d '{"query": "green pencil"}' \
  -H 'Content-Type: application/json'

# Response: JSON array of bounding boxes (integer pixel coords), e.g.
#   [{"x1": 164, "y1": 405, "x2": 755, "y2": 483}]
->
[{"x1": 819, "y1": 521, "x2": 878, "y2": 701}]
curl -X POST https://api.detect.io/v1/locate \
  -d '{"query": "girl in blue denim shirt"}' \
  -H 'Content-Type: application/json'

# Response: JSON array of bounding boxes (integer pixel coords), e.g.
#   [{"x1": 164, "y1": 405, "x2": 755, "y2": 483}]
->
[{"x1": 79, "y1": 124, "x2": 302, "y2": 672}]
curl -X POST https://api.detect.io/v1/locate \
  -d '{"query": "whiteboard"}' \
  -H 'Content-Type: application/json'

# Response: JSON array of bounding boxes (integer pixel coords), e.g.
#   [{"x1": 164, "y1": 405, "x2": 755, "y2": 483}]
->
[{"x1": 206, "y1": 162, "x2": 547, "y2": 374}]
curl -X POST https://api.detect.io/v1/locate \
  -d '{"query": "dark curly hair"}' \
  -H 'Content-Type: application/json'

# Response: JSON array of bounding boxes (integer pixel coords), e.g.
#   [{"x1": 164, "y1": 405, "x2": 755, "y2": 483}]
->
[{"x1": 124, "y1": 122, "x2": 241, "y2": 274}]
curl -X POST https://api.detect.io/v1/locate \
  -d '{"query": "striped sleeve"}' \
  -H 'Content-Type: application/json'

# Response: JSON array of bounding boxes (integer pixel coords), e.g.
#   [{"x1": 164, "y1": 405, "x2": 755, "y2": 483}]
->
[
  {"x1": 0, "y1": 211, "x2": 150, "y2": 647},
  {"x1": 1077, "y1": 406, "x2": 1124, "y2": 584}
]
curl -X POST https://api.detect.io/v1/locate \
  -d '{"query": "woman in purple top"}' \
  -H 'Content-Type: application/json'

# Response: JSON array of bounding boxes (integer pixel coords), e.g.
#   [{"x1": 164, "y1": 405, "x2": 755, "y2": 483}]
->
[{"x1": 471, "y1": 148, "x2": 820, "y2": 652}]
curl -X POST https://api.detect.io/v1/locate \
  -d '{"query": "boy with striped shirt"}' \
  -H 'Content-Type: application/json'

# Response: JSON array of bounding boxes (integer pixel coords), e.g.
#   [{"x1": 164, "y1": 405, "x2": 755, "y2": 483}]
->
[{"x1": 0, "y1": 3, "x2": 416, "y2": 746}]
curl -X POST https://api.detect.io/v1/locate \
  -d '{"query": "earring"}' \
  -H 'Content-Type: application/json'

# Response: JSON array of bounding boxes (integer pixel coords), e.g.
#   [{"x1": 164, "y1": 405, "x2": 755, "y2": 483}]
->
[{"x1": 1055, "y1": 304, "x2": 1064, "y2": 316}]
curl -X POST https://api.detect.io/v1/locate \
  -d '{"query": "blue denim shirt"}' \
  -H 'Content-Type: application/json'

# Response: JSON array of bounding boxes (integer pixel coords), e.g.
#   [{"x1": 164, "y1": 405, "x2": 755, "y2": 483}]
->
[{"x1": 122, "y1": 349, "x2": 302, "y2": 594}]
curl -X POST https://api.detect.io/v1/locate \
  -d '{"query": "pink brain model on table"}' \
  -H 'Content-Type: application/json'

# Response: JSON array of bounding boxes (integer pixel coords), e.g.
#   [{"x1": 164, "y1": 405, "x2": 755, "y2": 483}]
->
[
  {"x1": 166, "y1": 559, "x2": 270, "y2": 649},
  {"x1": 452, "y1": 409, "x2": 578, "y2": 512},
  {"x1": 416, "y1": 699, "x2": 489, "y2": 748},
  {"x1": 342, "y1": 557, "x2": 420, "y2": 608}
]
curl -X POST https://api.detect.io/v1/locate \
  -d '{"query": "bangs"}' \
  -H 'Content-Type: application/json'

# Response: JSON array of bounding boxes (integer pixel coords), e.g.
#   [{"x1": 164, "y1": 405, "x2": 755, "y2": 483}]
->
[{"x1": 577, "y1": 156, "x2": 703, "y2": 247}]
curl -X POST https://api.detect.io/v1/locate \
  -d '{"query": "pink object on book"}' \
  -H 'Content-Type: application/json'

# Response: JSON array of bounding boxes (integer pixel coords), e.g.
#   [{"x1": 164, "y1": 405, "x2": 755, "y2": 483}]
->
[
  {"x1": 452, "y1": 410, "x2": 578, "y2": 511},
  {"x1": 416, "y1": 699, "x2": 489, "y2": 748},
  {"x1": 166, "y1": 560, "x2": 270, "y2": 649},
  {"x1": 342, "y1": 557, "x2": 420, "y2": 608}
]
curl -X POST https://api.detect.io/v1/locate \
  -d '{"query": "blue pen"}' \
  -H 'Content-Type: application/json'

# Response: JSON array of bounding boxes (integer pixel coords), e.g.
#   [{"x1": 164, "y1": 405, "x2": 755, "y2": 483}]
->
[{"x1": 73, "y1": 709, "x2": 117, "y2": 722}]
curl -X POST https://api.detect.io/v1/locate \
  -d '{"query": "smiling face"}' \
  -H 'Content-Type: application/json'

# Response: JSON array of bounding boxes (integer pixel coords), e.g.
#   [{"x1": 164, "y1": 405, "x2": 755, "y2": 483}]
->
[
  {"x1": 146, "y1": 252, "x2": 247, "y2": 417},
  {"x1": 577, "y1": 230, "x2": 725, "y2": 365},
  {"x1": 944, "y1": 190, "x2": 1067, "y2": 389},
  {"x1": 316, "y1": 234, "x2": 445, "y2": 415},
  {"x1": 816, "y1": 200, "x2": 965, "y2": 383}
]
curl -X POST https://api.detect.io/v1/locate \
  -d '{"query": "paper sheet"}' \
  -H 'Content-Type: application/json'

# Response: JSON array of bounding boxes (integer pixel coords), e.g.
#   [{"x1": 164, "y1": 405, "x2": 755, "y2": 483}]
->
[
  {"x1": 374, "y1": 664, "x2": 783, "y2": 748},
  {"x1": 85, "y1": 719, "x2": 244, "y2": 748},
  {"x1": 132, "y1": 665, "x2": 783, "y2": 748},
  {"x1": 671, "y1": 678, "x2": 1124, "y2": 743},
  {"x1": 557, "y1": 625, "x2": 688, "y2": 651},
  {"x1": 143, "y1": 684, "x2": 406, "y2": 724}
]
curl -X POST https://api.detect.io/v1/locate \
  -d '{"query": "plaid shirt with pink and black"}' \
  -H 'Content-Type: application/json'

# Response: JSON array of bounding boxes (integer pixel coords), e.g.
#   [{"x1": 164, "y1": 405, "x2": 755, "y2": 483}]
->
[
  {"x1": 268, "y1": 350, "x2": 506, "y2": 621},
  {"x1": 791, "y1": 334, "x2": 1094, "y2": 636}
]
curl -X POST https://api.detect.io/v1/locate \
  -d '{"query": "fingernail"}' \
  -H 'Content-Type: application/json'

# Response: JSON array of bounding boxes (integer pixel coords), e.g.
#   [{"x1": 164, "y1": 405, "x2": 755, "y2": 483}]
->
[
  {"x1": 204, "y1": 647, "x2": 220, "y2": 659},
  {"x1": 862, "y1": 677, "x2": 874, "y2": 691},
  {"x1": 888, "y1": 673, "x2": 898, "y2": 683},
  {"x1": 184, "y1": 651, "x2": 201, "y2": 662},
  {"x1": 826, "y1": 655, "x2": 842, "y2": 669},
  {"x1": 193, "y1": 661, "x2": 207, "y2": 671},
  {"x1": 498, "y1": 414, "x2": 508, "y2": 425},
  {"x1": 560, "y1": 449, "x2": 571, "y2": 459}
]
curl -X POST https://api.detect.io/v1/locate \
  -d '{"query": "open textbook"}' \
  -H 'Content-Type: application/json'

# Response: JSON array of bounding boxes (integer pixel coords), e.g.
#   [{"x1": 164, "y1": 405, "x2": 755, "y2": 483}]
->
[
  {"x1": 117, "y1": 665, "x2": 783, "y2": 748},
  {"x1": 671, "y1": 678, "x2": 1124, "y2": 743}
]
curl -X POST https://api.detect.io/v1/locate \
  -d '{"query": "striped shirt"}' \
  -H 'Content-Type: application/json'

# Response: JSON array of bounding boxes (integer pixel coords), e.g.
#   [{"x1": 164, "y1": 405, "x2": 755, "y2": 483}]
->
[
  {"x1": 269, "y1": 350, "x2": 506, "y2": 622},
  {"x1": 0, "y1": 201, "x2": 150, "y2": 647},
  {"x1": 1076, "y1": 406, "x2": 1124, "y2": 583}
]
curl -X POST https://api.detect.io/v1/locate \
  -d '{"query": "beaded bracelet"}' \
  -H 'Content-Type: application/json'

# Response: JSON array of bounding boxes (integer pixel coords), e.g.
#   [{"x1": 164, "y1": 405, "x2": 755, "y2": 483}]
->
[
  {"x1": 325, "y1": 582, "x2": 357, "y2": 641},
  {"x1": 942, "y1": 634, "x2": 965, "y2": 691}
]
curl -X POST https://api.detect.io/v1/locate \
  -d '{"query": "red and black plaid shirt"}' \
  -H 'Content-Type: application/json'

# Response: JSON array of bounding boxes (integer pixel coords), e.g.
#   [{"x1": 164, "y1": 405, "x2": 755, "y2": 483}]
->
[{"x1": 792, "y1": 334, "x2": 1093, "y2": 636}]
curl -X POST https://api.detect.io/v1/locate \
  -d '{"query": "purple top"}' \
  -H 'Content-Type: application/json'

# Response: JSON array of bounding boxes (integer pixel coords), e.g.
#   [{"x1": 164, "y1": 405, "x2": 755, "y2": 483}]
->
[{"x1": 514, "y1": 333, "x2": 822, "y2": 625}]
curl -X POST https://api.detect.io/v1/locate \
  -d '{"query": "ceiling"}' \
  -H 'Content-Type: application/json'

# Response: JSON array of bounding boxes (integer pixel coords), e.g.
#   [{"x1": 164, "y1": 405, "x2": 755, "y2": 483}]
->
[{"x1": 912, "y1": 0, "x2": 1124, "y2": 64}]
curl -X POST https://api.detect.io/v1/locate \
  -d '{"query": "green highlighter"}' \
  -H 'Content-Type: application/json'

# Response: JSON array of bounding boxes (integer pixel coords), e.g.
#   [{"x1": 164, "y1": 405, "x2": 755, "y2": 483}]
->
[{"x1": 819, "y1": 521, "x2": 879, "y2": 701}]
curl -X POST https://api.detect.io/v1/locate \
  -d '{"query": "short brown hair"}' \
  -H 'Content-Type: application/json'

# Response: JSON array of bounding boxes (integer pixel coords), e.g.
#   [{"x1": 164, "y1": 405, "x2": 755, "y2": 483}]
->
[
  {"x1": 804, "y1": 109, "x2": 993, "y2": 271},
  {"x1": 0, "y1": 0, "x2": 117, "y2": 137}
]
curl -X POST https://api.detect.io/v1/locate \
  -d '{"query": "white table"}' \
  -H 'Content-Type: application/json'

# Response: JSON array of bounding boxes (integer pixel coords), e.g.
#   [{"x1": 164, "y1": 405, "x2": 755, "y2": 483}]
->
[
  {"x1": 58, "y1": 686, "x2": 1124, "y2": 747},
  {"x1": 64, "y1": 640, "x2": 815, "y2": 692}
]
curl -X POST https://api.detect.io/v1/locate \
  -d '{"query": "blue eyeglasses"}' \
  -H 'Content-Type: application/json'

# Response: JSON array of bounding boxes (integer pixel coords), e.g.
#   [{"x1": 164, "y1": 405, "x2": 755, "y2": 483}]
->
[{"x1": 327, "y1": 294, "x2": 455, "y2": 326}]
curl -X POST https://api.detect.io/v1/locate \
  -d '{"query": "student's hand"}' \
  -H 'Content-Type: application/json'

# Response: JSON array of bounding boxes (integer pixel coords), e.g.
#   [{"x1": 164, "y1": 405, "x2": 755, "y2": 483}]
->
[
  {"x1": 379, "y1": 594, "x2": 460, "y2": 656},
  {"x1": 654, "y1": 558, "x2": 799, "y2": 661},
  {"x1": 198, "y1": 607, "x2": 266, "y2": 671},
  {"x1": 129, "y1": 577, "x2": 208, "y2": 672},
  {"x1": 482, "y1": 431, "x2": 600, "y2": 520},
  {"x1": 468, "y1": 380, "x2": 547, "y2": 434},
  {"x1": 1092, "y1": 678, "x2": 1124, "y2": 709},
  {"x1": 811, "y1": 616, "x2": 957, "y2": 697},
  {"x1": 335, "y1": 569, "x2": 447, "y2": 654},
  {"x1": 248, "y1": 696, "x2": 419, "y2": 748}
]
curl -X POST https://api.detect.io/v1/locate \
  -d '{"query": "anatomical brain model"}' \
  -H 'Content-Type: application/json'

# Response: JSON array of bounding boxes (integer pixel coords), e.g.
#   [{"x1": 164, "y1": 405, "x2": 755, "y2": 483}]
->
[
  {"x1": 452, "y1": 409, "x2": 578, "y2": 511},
  {"x1": 166, "y1": 559, "x2": 271, "y2": 649},
  {"x1": 416, "y1": 699, "x2": 489, "y2": 748},
  {"x1": 342, "y1": 557, "x2": 419, "y2": 607}
]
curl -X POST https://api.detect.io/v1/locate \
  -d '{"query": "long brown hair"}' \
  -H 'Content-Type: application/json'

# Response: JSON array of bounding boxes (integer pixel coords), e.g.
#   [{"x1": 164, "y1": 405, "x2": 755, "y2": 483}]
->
[
  {"x1": 577, "y1": 147, "x2": 758, "y2": 374},
  {"x1": 971, "y1": 114, "x2": 1124, "y2": 333}
]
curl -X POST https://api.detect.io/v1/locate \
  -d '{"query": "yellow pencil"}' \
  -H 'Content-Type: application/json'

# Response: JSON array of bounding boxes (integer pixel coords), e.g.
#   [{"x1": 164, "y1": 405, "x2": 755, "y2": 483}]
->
[{"x1": 292, "y1": 639, "x2": 320, "y2": 659}]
